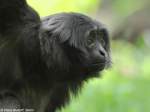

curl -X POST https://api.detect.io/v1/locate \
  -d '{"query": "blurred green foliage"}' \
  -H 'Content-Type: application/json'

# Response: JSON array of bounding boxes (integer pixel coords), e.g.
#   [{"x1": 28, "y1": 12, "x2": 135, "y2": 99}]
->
[
  {"x1": 58, "y1": 41, "x2": 150, "y2": 112},
  {"x1": 112, "y1": 0, "x2": 145, "y2": 16},
  {"x1": 27, "y1": 0, "x2": 100, "y2": 16}
]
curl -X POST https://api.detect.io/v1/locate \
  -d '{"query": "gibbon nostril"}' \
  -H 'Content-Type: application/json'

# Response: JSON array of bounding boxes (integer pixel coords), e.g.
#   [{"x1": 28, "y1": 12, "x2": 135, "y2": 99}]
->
[{"x1": 99, "y1": 50, "x2": 106, "y2": 57}]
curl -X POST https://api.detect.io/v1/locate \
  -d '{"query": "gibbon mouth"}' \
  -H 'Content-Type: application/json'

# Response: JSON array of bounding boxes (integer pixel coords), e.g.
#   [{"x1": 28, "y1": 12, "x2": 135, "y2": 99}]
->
[{"x1": 82, "y1": 62, "x2": 106, "y2": 73}]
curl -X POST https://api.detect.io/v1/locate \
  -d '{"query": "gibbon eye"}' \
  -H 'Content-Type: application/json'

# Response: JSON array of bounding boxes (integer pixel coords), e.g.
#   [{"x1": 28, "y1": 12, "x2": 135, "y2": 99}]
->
[
  {"x1": 99, "y1": 37, "x2": 105, "y2": 47},
  {"x1": 87, "y1": 38, "x2": 95, "y2": 46},
  {"x1": 98, "y1": 31, "x2": 106, "y2": 47},
  {"x1": 87, "y1": 30, "x2": 96, "y2": 47}
]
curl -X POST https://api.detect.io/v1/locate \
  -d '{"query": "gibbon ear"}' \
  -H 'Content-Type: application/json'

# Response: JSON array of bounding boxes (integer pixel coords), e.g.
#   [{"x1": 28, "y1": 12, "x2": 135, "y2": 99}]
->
[{"x1": 41, "y1": 15, "x2": 72, "y2": 43}]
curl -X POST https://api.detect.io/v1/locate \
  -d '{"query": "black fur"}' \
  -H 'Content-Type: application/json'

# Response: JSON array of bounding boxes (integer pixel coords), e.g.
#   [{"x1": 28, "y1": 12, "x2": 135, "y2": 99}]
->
[{"x1": 0, "y1": 0, "x2": 111, "y2": 112}]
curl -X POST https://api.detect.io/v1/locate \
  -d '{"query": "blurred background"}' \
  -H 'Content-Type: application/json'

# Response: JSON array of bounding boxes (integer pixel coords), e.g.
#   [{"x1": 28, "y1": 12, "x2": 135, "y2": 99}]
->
[{"x1": 27, "y1": 0, "x2": 150, "y2": 112}]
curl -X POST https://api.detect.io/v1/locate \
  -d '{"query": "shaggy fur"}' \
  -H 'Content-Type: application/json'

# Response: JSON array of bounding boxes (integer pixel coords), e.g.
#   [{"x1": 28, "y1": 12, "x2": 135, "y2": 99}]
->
[{"x1": 0, "y1": 0, "x2": 111, "y2": 112}]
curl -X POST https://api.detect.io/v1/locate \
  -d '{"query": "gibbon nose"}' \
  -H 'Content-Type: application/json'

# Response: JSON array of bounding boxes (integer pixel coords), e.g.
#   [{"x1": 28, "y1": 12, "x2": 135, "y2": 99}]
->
[
  {"x1": 99, "y1": 49, "x2": 106, "y2": 58},
  {"x1": 98, "y1": 44, "x2": 107, "y2": 58}
]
